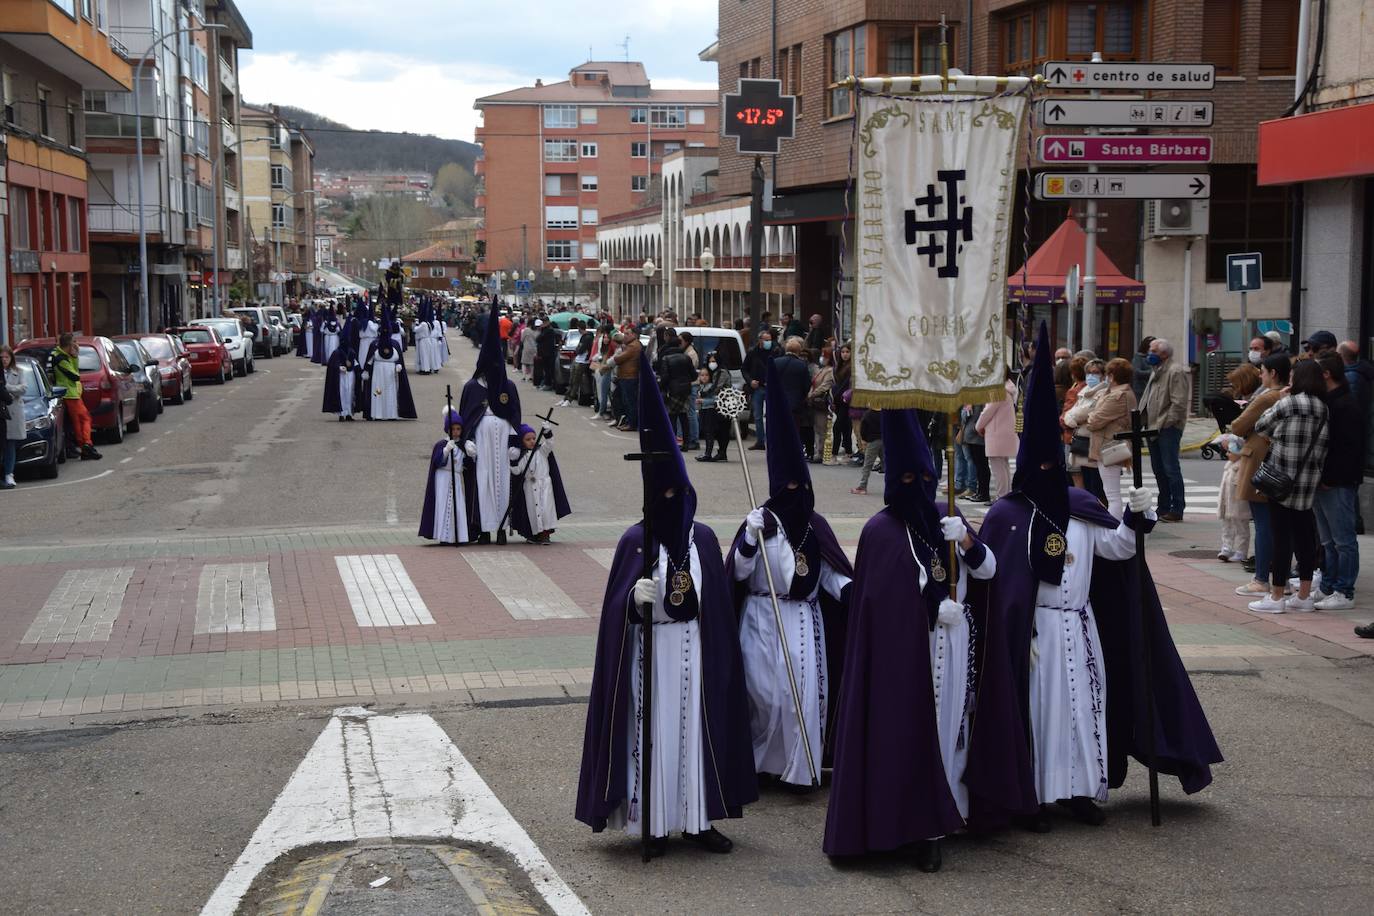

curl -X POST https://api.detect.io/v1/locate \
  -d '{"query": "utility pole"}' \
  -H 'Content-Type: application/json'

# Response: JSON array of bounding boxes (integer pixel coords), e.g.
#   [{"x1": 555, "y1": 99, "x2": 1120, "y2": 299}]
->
[
  {"x1": 1080, "y1": 50, "x2": 1102, "y2": 354},
  {"x1": 749, "y1": 157, "x2": 765, "y2": 335},
  {"x1": 521, "y1": 223, "x2": 528, "y2": 281}
]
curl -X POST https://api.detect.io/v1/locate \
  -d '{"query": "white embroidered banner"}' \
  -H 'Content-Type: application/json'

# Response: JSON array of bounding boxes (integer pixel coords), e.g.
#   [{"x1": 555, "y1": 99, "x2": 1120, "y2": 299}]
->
[{"x1": 852, "y1": 92, "x2": 1027, "y2": 410}]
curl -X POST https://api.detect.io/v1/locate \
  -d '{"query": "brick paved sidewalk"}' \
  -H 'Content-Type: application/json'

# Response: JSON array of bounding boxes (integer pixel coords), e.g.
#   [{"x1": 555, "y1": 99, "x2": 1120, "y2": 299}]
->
[{"x1": 0, "y1": 516, "x2": 1367, "y2": 722}]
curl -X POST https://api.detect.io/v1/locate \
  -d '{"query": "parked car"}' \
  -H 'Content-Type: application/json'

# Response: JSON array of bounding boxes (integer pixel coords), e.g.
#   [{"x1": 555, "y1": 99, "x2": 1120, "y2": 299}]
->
[
  {"x1": 112, "y1": 337, "x2": 164, "y2": 424},
  {"x1": 190, "y1": 317, "x2": 254, "y2": 375},
  {"x1": 11, "y1": 354, "x2": 66, "y2": 479},
  {"x1": 263, "y1": 306, "x2": 292, "y2": 354},
  {"x1": 172, "y1": 326, "x2": 234, "y2": 384},
  {"x1": 120, "y1": 333, "x2": 193, "y2": 404},
  {"x1": 227, "y1": 306, "x2": 287, "y2": 358},
  {"x1": 15, "y1": 336, "x2": 142, "y2": 443},
  {"x1": 556, "y1": 328, "x2": 584, "y2": 391}
]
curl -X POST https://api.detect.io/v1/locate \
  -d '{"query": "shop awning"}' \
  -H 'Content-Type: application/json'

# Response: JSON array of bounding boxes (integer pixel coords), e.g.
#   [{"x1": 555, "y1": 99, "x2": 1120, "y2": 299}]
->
[
  {"x1": 1258, "y1": 103, "x2": 1374, "y2": 185},
  {"x1": 1006, "y1": 218, "x2": 1144, "y2": 304}
]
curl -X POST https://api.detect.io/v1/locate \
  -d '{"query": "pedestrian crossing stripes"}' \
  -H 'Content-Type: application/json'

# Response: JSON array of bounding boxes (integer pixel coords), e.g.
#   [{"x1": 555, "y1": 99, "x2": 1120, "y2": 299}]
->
[
  {"x1": 464, "y1": 553, "x2": 588, "y2": 620},
  {"x1": 195, "y1": 562, "x2": 276, "y2": 634},
  {"x1": 582, "y1": 548, "x2": 616, "y2": 570},
  {"x1": 335, "y1": 554, "x2": 436, "y2": 628},
  {"x1": 21, "y1": 567, "x2": 134, "y2": 645}
]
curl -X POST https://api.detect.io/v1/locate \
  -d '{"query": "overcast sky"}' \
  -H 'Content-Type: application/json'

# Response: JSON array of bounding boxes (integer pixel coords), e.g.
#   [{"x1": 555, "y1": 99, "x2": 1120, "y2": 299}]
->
[{"x1": 235, "y1": 0, "x2": 719, "y2": 142}]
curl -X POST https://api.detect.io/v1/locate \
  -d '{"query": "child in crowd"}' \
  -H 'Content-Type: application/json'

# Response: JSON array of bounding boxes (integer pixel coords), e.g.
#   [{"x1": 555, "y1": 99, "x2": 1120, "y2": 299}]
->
[
  {"x1": 419, "y1": 409, "x2": 469, "y2": 545},
  {"x1": 1217, "y1": 433, "x2": 1251, "y2": 562}
]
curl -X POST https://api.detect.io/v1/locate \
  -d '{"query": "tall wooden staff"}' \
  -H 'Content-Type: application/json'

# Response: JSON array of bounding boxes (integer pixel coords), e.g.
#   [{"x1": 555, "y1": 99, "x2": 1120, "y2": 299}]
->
[
  {"x1": 716, "y1": 386, "x2": 819, "y2": 787},
  {"x1": 445, "y1": 384, "x2": 459, "y2": 546}
]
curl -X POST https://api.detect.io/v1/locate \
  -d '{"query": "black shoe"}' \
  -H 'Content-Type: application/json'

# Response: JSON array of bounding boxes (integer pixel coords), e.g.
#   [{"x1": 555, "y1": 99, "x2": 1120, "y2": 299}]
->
[
  {"x1": 81, "y1": 445, "x2": 102, "y2": 461},
  {"x1": 496, "y1": 530, "x2": 507, "y2": 545},
  {"x1": 1059, "y1": 797, "x2": 1106, "y2": 826},
  {"x1": 914, "y1": 838, "x2": 942, "y2": 873},
  {"x1": 477, "y1": 532, "x2": 492, "y2": 545},
  {"x1": 346, "y1": 415, "x2": 355, "y2": 421},
  {"x1": 644, "y1": 836, "x2": 668, "y2": 858},
  {"x1": 1355, "y1": 622, "x2": 1374, "y2": 639},
  {"x1": 1018, "y1": 805, "x2": 1052, "y2": 833},
  {"x1": 1242, "y1": 557, "x2": 1256, "y2": 573},
  {"x1": 695, "y1": 453, "x2": 713, "y2": 462},
  {"x1": 749, "y1": 443, "x2": 766, "y2": 451},
  {"x1": 338, "y1": 416, "x2": 345, "y2": 422},
  {"x1": 683, "y1": 827, "x2": 733, "y2": 854},
  {"x1": 780, "y1": 780, "x2": 817, "y2": 795},
  {"x1": 970, "y1": 492, "x2": 989, "y2": 503}
]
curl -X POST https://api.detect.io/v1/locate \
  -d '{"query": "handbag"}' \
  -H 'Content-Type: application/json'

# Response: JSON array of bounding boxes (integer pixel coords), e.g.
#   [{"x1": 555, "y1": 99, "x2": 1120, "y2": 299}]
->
[
  {"x1": 1099, "y1": 440, "x2": 1131, "y2": 466},
  {"x1": 1250, "y1": 415, "x2": 1325, "y2": 503},
  {"x1": 1069, "y1": 433, "x2": 1091, "y2": 456}
]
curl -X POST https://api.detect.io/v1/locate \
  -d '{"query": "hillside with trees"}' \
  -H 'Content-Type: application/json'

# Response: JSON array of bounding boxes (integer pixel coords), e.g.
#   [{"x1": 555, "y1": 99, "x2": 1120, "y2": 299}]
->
[{"x1": 274, "y1": 106, "x2": 480, "y2": 174}]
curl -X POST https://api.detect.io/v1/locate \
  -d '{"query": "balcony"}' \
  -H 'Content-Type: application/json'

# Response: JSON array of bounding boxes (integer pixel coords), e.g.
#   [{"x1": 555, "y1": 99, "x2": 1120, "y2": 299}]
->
[
  {"x1": 84, "y1": 110, "x2": 161, "y2": 140},
  {"x1": 224, "y1": 247, "x2": 244, "y2": 270},
  {"x1": 0, "y1": 2, "x2": 132, "y2": 91},
  {"x1": 219, "y1": 56, "x2": 236, "y2": 94},
  {"x1": 88, "y1": 203, "x2": 160, "y2": 236},
  {"x1": 223, "y1": 185, "x2": 241, "y2": 211},
  {"x1": 221, "y1": 119, "x2": 237, "y2": 150}
]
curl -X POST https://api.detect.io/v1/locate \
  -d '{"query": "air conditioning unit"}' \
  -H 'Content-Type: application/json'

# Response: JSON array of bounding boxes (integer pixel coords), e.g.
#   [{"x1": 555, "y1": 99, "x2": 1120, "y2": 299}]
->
[{"x1": 1146, "y1": 198, "x2": 1209, "y2": 237}]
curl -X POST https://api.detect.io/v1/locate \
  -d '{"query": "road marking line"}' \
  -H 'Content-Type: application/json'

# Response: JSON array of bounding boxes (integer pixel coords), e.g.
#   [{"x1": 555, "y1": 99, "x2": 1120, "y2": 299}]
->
[
  {"x1": 195, "y1": 562, "x2": 276, "y2": 634},
  {"x1": 200, "y1": 709, "x2": 588, "y2": 916},
  {"x1": 463, "y1": 553, "x2": 588, "y2": 620},
  {"x1": 335, "y1": 554, "x2": 435, "y2": 627},
  {"x1": 19, "y1": 468, "x2": 115, "y2": 491},
  {"x1": 21, "y1": 567, "x2": 134, "y2": 644},
  {"x1": 602, "y1": 430, "x2": 634, "y2": 440},
  {"x1": 119, "y1": 457, "x2": 133, "y2": 464},
  {"x1": 137, "y1": 446, "x2": 147, "y2": 453}
]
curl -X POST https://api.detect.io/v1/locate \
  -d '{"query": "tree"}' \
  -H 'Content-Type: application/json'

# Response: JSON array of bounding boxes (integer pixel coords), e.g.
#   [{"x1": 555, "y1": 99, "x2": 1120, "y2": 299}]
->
[
  {"x1": 344, "y1": 196, "x2": 442, "y2": 272},
  {"x1": 434, "y1": 162, "x2": 476, "y2": 216}
]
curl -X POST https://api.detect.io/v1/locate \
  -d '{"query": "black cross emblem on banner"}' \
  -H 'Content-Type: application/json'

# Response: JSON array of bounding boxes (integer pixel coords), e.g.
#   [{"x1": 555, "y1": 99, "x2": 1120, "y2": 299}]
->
[{"x1": 904, "y1": 169, "x2": 973, "y2": 279}]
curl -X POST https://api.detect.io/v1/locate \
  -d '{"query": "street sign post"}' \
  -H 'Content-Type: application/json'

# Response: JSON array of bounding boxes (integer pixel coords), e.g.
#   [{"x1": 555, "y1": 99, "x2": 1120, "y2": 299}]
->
[
  {"x1": 1038, "y1": 135, "x2": 1213, "y2": 164},
  {"x1": 514, "y1": 279, "x2": 533, "y2": 295},
  {"x1": 1037, "y1": 98, "x2": 1214, "y2": 127},
  {"x1": 1036, "y1": 172, "x2": 1211, "y2": 200},
  {"x1": 1042, "y1": 61, "x2": 1215, "y2": 91},
  {"x1": 1226, "y1": 252, "x2": 1263, "y2": 343}
]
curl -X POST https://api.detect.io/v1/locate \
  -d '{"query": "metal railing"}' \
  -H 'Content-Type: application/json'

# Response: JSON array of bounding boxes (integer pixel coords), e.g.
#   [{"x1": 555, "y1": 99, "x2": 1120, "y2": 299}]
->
[
  {"x1": 88, "y1": 203, "x2": 161, "y2": 235},
  {"x1": 85, "y1": 111, "x2": 160, "y2": 139}
]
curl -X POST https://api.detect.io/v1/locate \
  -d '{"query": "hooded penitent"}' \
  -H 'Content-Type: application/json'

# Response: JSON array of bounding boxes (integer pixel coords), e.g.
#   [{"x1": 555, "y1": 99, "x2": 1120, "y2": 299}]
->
[
  {"x1": 459, "y1": 299, "x2": 521, "y2": 428},
  {"x1": 637, "y1": 349, "x2": 696, "y2": 586},
  {"x1": 1015, "y1": 321, "x2": 1072, "y2": 585},
  {"x1": 322, "y1": 346, "x2": 359, "y2": 415},
  {"x1": 880, "y1": 408, "x2": 952, "y2": 606},
  {"x1": 762, "y1": 357, "x2": 813, "y2": 547}
]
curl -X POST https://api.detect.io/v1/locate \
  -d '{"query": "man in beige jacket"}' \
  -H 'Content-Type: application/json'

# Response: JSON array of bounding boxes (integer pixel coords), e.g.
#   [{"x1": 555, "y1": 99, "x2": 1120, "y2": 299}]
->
[{"x1": 1142, "y1": 338, "x2": 1191, "y2": 521}]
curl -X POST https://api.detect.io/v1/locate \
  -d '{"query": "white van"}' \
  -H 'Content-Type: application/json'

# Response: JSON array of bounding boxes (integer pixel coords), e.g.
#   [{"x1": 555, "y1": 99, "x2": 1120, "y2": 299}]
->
[{"x1": 671, "y1": 326, "x2": 751, "y2": 422}]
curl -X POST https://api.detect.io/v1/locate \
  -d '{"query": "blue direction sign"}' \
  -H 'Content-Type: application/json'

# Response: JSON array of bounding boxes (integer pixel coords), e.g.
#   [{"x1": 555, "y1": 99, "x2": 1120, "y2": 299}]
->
[
  {"x1": 1226, "y1": 253, "x2": 1263, "y2": 293},
  {"x1": 514, "y1": 279, "x2": 533, "y2": 295}
]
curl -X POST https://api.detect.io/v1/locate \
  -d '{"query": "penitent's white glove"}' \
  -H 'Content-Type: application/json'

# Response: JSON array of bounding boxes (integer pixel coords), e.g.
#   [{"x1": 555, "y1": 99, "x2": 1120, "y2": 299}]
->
[
  {"x1": 395, "y1": 363, "x2": 403, "y2": 375},
  {"x1": 1128, "y1": 485, "x2": 1153, "y2": 513},
  {"x1": 743, "y1": 507, "x2": 767, "y2": 544},
  {"x1": 444, "y1": 440, "x2": 458, "y2": 456},
  {"x1": 463, "y1": 440, "x2": 478, "y2": 459},
  {"x1": 633, "y1": 577, "x2": 657, "y2": 606},
  {"x1": 937, "y1": 598, "x2": 964, "y2": 627},
  {"x1": 940, "y1": 515, "x2": 967, "y2": 544}
]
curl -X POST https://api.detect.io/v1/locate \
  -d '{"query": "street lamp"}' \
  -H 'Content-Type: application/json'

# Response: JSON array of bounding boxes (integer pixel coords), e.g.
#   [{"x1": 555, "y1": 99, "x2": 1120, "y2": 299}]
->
[
  {"x1": 136, "y1": 22, "x2": 228, "y2": 332},
  {"x1": 598, "y1": 260, "x2": 610, "y2": 318},
  {"x1": 551, "y1": 266, "x2": 562, "y2": 306},
  {"x1": 699, "y1": 246, "x2": 715, "y2": 327},
  {"x1": 568, "y1": 266, "x2": 578, "y2": 309},
  {"x1": 642, "y1": 259, "x2": 656, "y2": 313},
  {"x1": 526, "y1": 269, "x2": 535, "y2": 310}
]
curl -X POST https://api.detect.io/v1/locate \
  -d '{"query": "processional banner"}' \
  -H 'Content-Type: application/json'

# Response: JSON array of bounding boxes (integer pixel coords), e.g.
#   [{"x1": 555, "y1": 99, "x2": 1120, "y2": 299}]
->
[{"x1": 851, "y1": 90, "x2": 1027, "y2": 410}]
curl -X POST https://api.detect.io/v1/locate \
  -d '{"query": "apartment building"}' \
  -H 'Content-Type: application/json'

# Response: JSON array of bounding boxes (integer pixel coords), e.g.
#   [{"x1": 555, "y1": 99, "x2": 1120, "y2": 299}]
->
[
  {"x1": 241, "y1": 104, "x2": 314, "y2": 304},
  {"x1": 1257, "y1": 0, "x2": 1373, "y2": 351},
  {"x1": 1, "y1": 0, "x2": 133, "y2": 344},
  {"x1": 473, "y1": 61, "x2": 718, "y2": 277},
  {"x1": 709, "y1": 0, "x2": 1304, "y2": 357}
]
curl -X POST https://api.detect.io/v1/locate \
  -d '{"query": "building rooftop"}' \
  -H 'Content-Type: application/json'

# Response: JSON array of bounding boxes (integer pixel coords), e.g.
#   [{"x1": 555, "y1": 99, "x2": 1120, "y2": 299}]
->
[
  {"x1": 403, "y1": 242, "x2": 471, "y2": 262},
  {"x1": 475, "y1": 60, "x2": 714, "y2": 107}
]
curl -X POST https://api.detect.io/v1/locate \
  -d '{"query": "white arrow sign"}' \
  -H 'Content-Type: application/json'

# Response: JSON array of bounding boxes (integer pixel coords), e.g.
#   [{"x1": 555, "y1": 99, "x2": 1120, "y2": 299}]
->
[
  {"x1": 1037, "y1": 98, "x2": 1214, "y2": 127},
  {"x1": 1042, "y1": 61, "x2": 1215, "y2": 91},
  {"x1": 1036, "y1": 172, "x2": 1212, "y2": 200}
]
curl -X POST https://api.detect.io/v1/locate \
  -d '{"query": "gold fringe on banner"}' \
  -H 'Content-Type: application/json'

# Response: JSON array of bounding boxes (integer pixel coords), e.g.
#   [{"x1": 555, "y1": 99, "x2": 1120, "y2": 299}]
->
[{"x1": 850, "y1": 383, "x2": 1008, "y2": 412}]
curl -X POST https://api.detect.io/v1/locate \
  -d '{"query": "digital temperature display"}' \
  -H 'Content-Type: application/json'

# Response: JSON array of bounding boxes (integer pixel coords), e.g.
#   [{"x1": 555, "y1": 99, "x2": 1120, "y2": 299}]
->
[{"x1": 722, "y1": 79, "x2": 797, "y2": 156}]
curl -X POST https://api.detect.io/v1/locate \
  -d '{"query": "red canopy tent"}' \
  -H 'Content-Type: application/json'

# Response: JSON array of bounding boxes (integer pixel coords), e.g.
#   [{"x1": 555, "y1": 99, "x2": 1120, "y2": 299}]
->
[{"x1": 1006, "y1": 218, "x2": 1144, "y2": 305}]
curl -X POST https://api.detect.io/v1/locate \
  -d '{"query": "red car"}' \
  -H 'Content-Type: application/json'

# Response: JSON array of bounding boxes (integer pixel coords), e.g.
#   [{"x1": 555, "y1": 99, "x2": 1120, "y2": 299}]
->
[
  {"x1": 117, "y1": 333, "x2": 194, "y2": 404},
  {"x1": 172, "y1": 325, "x2": 234, "y2": 384},
  {"x1": 15, "y1": 336, "x2": 143, "y2": 443}
]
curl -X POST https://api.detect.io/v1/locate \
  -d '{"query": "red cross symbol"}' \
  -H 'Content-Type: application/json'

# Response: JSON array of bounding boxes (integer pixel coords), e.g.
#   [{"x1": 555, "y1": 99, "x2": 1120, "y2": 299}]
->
[{"x1": 1072, "y1": 68, "x2": 1086, "y2": 82}]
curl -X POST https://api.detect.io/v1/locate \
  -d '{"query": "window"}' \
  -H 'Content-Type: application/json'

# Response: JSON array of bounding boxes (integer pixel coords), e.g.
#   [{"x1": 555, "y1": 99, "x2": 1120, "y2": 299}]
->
[
  {"x1": 546, "y1": 206, "x2": 579, "y2": 230},
  {"x1": 546, "y1": 240, "x2": 574, "y2": 262},
  {"x1": 827, "y1": 26, "x2": 866, "y2": 118},
  {"x1": 1201, "y1": 0, "x2": 1240, "y2": 76},
  {"x1": 1066, "y1": 2, "x2": 1139, "y2": 60},
  {"x1": 271, "y1": 165, "x2": 286, "y2": 189},
  {"x1": 632, "y1": 175, "x2": 648, "y2": 192},
  {"x1": 191, "y1": 45, "x2": 209, "y2": 91},
  {"x1": 650, "y1": 106, "x2": 686, "y2": 127},
  {"x1": 581, "y1": 142, "x2": 598, "y2": 158},
  {"x1": 919, "y1": 27, "x2": 952, "y2": 75},
  {"x1": 581, "y1": 175, "x2": 598, "y2": 192},
  {"x1": 777, "y1": 44, "x2": 803, "y2": 114},
  {"x1": 545, "y1": 175, "x2": 563, "y2": 197},
  {"x1": 543, "y1": 105, "x2": 577, "y2": 129},
  {"x1": 1206, "y1": 166, "x2": 1292, "y2": 283},
  {"x1": 38, "y1": 87, "x2": 52, "y2": 137},
  {"x1": 1002, "y1": 6, "x2": 1051, "y2": 75},
  {"x1": 689, "y1": 107, "x2": 707, "y2": 124},
  {"x1": 198, "y1": 185, "x2": 214, "y2": 227},
  {"x1": 877, "y1": 26, "x2": 914, "y2": 75},
  {"x1": 544, "y1": 139, "x2": 578, "y2": 162},
  {"x1": 582, "y1": 208, "x2": 598, "y2": 225},
  {"x1": 66, "y1": 197, "x2": 82, "y2": 252},
  {"x1": 67, "y1": 105, "x2": 80, "y2": 149},
  {"x1": 11, "y1": 186, "x2": 32, "y2": 250},
  {"x1": 1259, "y1": 0, "x2": 1299, "y2": 75},
  {"x1": 630, "y1": 108, "x2": 647, "y2": 124},
  {"x1": 580, "y1": 107, "x2": 597, "y2": 124},
  {"x1": 582, "y1": 241, "x2": 599, "y2": 261},
  {"x1": 193, "y1": 117, "x2": 209, "y2": 157},
  {"x1": 429, "y1": 266, "x2": 447, "y2": 278},
  {"x1": 2, "y1": 71, "x2": 14, "y2": 125},
  {"x1": 272, "y1": 203, "x2": 286, "y2": 228}
]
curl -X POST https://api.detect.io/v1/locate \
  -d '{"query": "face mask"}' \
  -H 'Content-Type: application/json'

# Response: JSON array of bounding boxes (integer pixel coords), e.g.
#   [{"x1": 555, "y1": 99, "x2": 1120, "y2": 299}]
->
[
  {"x1": 819, "y1": 357, "x2": 828, "y2": 367},
  {"x1": 1248, "y1": 350, "x2": 1263, "y2": 364},
  {"x1": 707, "y1": 362, "x2": 718, "y2": 371},
  {"x1": 762, "y1": 340, "x2": 773, "y2": 350},
  {"x1": 1146, "y1": 353, "x2": 1162, "y2": 366},
  {"x1": 1228, "y1": 437, "x2": 1242, "y2": 454},
  {"x1": 1085, "y1": 374, "x2": 1101, "y2": 387}
]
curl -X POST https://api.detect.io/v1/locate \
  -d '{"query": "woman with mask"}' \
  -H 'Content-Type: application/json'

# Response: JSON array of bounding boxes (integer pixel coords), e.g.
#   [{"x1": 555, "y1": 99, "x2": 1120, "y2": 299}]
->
[
  {"x1": 1084, "y1": 358, "x2": 1138, "y2": 518},
  {"x1": 830, "y1": 343, "x2": 854, "y2": 463},
  {"x1": 695, "y1": 356, "x2": 732, "y2": 462},
  {"x1": 1062, "y1": 358, "x2": 1108, "y2": 502},
  {"x1": 1231, "y1": 354, "x2": 1291, "y2": 596},
  {"x1": 805, "y1": 346, "x2": 835, "y2": 464}
]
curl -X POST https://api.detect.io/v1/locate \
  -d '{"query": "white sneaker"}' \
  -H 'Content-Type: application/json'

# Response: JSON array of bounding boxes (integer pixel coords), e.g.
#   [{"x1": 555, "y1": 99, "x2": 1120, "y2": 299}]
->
[
  {"x1": 1315, "y1": 594, "x2": 1355, "y2": 611},
  {"x1": 1289, "y1": 573, "x2": 1323, "y2": 592},
  {"x1": 557, "y1": 400, "x2": 570, "y2": 408},
  {"x1": 1217, "y1": 551, "x2": 1232, "y2": 562},
  {"x1": 1248, "y1": 596, "x2": 1287, "y2": 614},
  {"x1": 1235, "y1": 582, "x2": 1269, "y2": 597},
  {"x1": 1311, "y1": 589, "x2": 1333, "y2": 604},
  {"x1": 1, "y1": 474, "x2": 13, "y2": 487},
  {"x1": 1285, "y1": 595, "x2": 1316, "y2": 613},
  {"x1": 1229, "y1": 551, "x2": 1247, "y2": 563}
]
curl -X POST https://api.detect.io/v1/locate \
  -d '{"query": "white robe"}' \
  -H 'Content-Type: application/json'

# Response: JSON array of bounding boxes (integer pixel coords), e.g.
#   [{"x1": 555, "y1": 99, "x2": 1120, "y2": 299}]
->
[
  {"x1": 364, "y1": 350, "x2": 403, "y2": 420},
  {"x1": 336, "y1": 366, "x2": 355, "y2": 416},
  {"x1": 415, "y1": 322, "x2": 438, "y2": 372},
  {"x1": 434, "y1": 322, "x2": 450, "y2": 365},
  {"x1": 915, "y1": 533, "x2": 997, "y2": 819},
  {"x1": 304, "y1": 327, "x2": 314, "y2": 359},
  {"x1": 322, "y1": 328, "x2": 340, "y2": 363},
  {"x1": 733, "y1": 512, "x2": 851, "y2": 787},
  {"x1": 608, "y1": 539, "x2": 709, "y2": 838},
  {"x1": 471, "y1": 397, "x2": 515, "y2": 533},
  {"x1": 1029, "y1": 516, "x2": 1139, "y2": 804},
  {"x1": 429, "y1": 443, "x2": 468, "y2": 544},
  {"x1": 518, "y1": 440, "x2": 559, "y2": 534},
  {"x1": 357, "y1": 322, "x2": 378, "y2": 364}
]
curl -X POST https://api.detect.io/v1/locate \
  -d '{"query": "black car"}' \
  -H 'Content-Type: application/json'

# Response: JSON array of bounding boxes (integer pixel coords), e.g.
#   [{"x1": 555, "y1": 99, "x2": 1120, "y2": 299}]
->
[
  {"x1": 13, "y1": 355, "x2": 66, "y2": 479},
  {"x1": 113, "y1": 338, "x2": 163, "y2": 424}
]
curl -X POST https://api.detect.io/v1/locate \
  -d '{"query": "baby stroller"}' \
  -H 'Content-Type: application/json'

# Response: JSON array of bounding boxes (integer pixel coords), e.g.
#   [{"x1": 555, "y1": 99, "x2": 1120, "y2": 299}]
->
[{"x1": 1200, "y1": 393, "x2": 1244, "y2": 460}]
